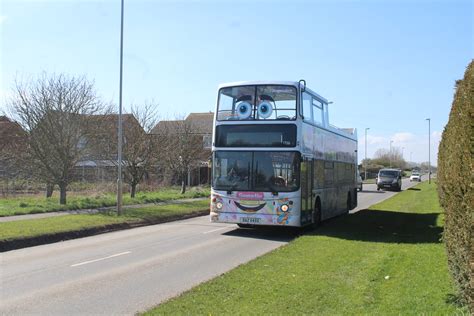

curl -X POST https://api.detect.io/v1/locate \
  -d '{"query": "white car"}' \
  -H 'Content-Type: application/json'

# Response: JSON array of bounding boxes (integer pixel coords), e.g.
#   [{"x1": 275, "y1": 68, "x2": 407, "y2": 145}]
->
[{"x1": 410, "y1": 172, "x2": 422, "y2": 182}]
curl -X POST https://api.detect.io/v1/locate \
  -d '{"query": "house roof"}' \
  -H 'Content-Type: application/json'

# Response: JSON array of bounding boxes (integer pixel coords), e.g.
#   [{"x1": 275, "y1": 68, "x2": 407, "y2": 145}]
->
[
  {"x1": 0, "y1": 116, "x2": 26, "y2": 146},
  {"x1": 152, "y1": 112, "x2": 214, "y2": 135},
  {"x1": 185, "y1": 112, "x2": 213, "y2": 134},
  {"x1": 86, "y1": 113, "x2": 144, "y2": 136}
]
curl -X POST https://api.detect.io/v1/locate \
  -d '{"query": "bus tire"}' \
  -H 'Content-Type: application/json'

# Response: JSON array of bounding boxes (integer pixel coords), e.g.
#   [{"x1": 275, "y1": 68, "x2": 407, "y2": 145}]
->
[
  {"x1": 237, "y1": 223, "x2": 253, "y2": 228},
  {"x1": 312, "y1": 199, "x2": 321, "y2": 228},
  {"x1": 346, "y1": 192, "x2": 352, "y2": 214}
]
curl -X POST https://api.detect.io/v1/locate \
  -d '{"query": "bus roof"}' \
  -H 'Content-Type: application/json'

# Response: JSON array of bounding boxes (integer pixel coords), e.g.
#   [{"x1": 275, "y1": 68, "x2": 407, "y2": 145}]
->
[{"x1": 218, "y1": 80, "x2": 329, "y2": 104}]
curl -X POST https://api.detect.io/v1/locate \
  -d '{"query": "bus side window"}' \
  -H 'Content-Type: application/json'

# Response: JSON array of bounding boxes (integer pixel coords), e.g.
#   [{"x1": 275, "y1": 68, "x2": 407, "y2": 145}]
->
[
  {"x1": 345, "y1": 163, "x2": 352, "y2": 182},
  {"x1": 314, "y1": 160, "x2": 324, "y2": 189},
  {"x1": 324, "y1": 161, "x2": 333, "y2": 186},
  {"x1": 334, "y1": 162, "x2": 345, "y2": 183},
  {"x1": 302, "y1": 92, "x2": 312, "y2": 122},
  {"x1": 312, "y1": 99, "x2": 323, "y2": 125}
]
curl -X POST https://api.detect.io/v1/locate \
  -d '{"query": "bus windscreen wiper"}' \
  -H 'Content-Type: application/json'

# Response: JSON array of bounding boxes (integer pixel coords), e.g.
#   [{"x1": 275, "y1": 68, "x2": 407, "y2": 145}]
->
[{"x1": 227, "y1": 184, "x2": 238, "y2": 194}]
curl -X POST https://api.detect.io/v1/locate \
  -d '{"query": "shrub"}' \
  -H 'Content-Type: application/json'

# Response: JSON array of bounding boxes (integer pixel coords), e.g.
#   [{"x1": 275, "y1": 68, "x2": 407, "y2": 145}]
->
[{"x1": 437, "y1": 60, "x2": 473, "y2": 311}]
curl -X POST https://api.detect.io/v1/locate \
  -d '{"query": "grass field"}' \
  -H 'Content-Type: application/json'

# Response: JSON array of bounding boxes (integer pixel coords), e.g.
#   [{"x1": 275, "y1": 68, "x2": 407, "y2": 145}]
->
[
  {"x1": 144, "y1": 182, "x2": 466, "y2": 315},
  {"x1": 0, "y1": 200, "x2": 209, "y2": 241},
  {"x1": 0, "y1": 186, "x2": 210, "y2": 217}
]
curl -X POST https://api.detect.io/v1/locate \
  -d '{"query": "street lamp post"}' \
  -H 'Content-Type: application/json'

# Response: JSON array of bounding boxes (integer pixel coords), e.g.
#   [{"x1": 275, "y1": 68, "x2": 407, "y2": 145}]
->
[
  {"x1": 401, "y1": 147, "x2": 405, "y2": 170},
  {"x1": 117, "y1": 0, "x2": 125, "y2": 215},
  {"x1": 426, "y1": 118, "x2": 431, "y2": 184},
  {"x1": 389, "y1": 140, "x2": 393, "y2": 168},
  {"x1": 365, "y1": 127, "x2": 370, "y2": 180}
]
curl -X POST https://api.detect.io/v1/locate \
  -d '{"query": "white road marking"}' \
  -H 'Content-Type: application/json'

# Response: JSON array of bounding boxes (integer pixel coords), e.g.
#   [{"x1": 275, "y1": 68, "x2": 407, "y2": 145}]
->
[
  {"x1": 70, "y1": 251, "x2": 131, "y2": 267},
  {"x1": 203, "y1": 227, "x2": 230, "y2": 234}
]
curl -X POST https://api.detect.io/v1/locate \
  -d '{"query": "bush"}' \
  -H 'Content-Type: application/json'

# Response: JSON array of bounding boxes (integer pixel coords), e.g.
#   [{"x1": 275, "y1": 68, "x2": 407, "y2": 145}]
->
[{"x1": 437, "y1": 60, "x2": 473, "y2": 311}]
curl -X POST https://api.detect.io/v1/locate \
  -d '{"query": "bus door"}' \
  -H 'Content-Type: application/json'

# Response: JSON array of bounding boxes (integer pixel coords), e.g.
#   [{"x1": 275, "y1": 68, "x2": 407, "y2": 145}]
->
[{"x1": 300, "y1": 157, "x2": 313, "y2": 225}]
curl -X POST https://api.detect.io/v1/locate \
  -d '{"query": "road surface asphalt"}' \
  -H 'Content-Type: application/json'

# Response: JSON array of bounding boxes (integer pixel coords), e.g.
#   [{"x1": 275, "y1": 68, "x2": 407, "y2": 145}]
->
[{"x1": 0, "y1": 177, "x2": 421, "y2": 315}]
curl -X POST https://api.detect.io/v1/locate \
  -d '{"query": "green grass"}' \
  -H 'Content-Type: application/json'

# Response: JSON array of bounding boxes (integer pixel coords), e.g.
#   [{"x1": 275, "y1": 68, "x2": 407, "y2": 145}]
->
[
  {"x1": 0, "y1": 186, "x2": 210, "y2": 217},
  {"x1": 144, "y1": 182, "x2": 466, "y2": 315},
  {"x1": 0, "y1": 200, "x2": 209, "y2": 241}
]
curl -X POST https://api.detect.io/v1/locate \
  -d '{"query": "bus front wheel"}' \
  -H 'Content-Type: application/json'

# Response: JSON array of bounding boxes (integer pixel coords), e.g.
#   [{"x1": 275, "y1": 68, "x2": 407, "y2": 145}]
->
[{"x1": 237, "y1": 223, "x2": 253, "y2": 228}]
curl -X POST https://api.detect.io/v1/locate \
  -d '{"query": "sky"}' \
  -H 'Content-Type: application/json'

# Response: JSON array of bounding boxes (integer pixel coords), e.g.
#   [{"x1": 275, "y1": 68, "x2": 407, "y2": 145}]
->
[{"x1": 1, "y1": 0, "x2": 472, "y2": 165}]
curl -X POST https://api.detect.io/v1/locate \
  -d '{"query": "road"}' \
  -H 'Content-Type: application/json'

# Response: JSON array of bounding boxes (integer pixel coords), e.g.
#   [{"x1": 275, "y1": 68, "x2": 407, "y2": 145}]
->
[{"x1": 0, "y1": 178, "x2": 420, "y2": 315}]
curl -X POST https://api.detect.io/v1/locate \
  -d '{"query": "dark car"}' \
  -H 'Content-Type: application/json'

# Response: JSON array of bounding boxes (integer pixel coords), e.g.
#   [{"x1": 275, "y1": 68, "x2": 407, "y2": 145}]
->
[{"x1": 376, "y1": 168, "x2": 402, "y2": 191}]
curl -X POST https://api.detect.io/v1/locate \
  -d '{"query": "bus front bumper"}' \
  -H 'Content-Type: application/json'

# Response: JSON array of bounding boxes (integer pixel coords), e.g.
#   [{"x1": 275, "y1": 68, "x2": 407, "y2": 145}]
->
[{"x1": 210, "y1": 211, "x2": 301, "y2": 227}]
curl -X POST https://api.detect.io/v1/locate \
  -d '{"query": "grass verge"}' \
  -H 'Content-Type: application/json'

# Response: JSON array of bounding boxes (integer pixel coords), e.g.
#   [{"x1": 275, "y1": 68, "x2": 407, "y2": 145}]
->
[
  {"x1": 0, "y1": 186, "x2": 210, "y2": 217},
  {"x1": 0, "y1": 200, "x2": 209, "y2": 251},
  {"x1": 144, "y1": 181, "x2": 466, "y2": 315}
]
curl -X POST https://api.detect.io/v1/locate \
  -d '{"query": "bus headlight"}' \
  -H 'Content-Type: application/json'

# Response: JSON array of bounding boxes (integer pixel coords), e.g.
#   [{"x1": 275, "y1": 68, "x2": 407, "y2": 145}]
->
[
  {"x1": 216, "y1": 202, "x2": 223, "y2": 210},
  {"x1": 281, "y1": 204, "x2": 289, "y2": 212}
]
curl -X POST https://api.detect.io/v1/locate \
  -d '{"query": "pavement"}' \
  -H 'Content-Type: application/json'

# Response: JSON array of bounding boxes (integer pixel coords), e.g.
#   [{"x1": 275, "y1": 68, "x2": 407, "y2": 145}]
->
[
  {"x1": 0, "y1": 197, "x2": 208, "y2": 223},
  {"x1": 0, "y1": 177, "x2": 421, "y2": 315}
]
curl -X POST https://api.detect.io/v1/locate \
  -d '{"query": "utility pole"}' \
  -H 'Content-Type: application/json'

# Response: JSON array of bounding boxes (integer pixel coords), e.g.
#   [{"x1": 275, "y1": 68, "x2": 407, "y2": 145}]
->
[
  {"x1": 389, "y1": 140, "x2": 393, "y2": 168},
  {"x1": 365, "y1": 127, "x2": 370, "y2": 180},
  {"x1": 117, "y1": 0, "x2": 125, "y2": 215},
  {"x1": 428, "y1": 118, "x2": 431, "y2": 183}
]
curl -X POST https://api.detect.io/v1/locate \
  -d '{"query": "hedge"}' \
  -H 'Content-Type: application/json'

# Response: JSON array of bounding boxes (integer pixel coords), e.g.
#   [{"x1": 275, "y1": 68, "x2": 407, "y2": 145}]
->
[{"x1": 437, "y1": 60, "x2": 473, "y2": 311}]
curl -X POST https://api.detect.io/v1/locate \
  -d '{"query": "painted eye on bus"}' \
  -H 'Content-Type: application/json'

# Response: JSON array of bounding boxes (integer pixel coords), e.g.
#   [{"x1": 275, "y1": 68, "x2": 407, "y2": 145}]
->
[
  {"x1": 257, "y1": 101, "x2": 273, "y2": 119},
  {"x1": 236, "y1": 102, "x2": 252, "y2": 119}
]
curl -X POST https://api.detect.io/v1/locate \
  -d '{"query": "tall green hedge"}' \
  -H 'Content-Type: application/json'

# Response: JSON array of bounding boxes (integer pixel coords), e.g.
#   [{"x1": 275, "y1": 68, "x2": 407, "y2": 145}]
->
[{"x1": 437, "y1": 60, "x2": 473, "y2": 311}]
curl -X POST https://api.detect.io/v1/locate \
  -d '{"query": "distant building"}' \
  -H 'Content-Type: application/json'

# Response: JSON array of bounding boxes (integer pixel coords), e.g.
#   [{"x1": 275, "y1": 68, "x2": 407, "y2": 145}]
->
[
  {"x1": 0, "y1": 116, "x2": 27, "y2": 179},
  {"x1": 151, "y1": 112, "x2": 214, "y2": 185},
  {"x1": 73, "y1": 113, "x2": 146, "y2": 182}
]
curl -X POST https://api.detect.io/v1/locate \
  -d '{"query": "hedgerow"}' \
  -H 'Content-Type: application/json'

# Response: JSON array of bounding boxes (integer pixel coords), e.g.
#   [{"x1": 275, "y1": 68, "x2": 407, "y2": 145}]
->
[{"x1": 437, "y1": 60, "x2": 473, "y2": 311}]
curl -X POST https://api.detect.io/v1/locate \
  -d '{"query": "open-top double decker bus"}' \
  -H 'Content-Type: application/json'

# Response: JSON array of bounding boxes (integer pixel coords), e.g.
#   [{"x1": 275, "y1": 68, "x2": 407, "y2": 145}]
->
[{"x1": 210, "y1": 81, "x2": 357, "y2": 227}]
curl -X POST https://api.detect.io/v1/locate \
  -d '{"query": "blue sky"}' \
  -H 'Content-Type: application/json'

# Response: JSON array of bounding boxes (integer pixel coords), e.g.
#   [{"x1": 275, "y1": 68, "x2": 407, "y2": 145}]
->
[{"x1": 1, "y1": 0, "x2": 472, "y2": 164}]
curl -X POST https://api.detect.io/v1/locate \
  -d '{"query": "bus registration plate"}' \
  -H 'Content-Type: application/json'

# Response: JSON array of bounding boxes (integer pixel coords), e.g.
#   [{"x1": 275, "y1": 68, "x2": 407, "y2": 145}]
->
[{"x1": 240, "y1": 217, "x2": 261, "y2": 224}]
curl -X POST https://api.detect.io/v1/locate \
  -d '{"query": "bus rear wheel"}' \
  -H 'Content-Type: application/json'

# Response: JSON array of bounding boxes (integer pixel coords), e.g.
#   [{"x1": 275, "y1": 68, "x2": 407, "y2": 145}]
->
[
  {"x1": 346, "y1": 193, "x2": 352, "y2": 214},
  {"x1": 312, "y1": 201, "x2": 321, "y2": 228}
]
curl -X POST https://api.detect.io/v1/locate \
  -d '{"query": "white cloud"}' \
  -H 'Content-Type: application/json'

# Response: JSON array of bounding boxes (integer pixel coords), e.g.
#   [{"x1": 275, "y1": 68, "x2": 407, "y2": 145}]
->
[
  {"x1": 0, "y1": 16, "x2": 7, "y2": 24},
  {"x1": 358, "y1": 131, "x2": 442, "y2": 166},
  {"x1": 366, "y1": 135, "x2": 387, "y2": 145},
  {"x1": 432, "y1": 131, "x2": 442, "y2": 142},
  {"x1": 392, "y1": 132, "x2": 415, "y2": 143}
]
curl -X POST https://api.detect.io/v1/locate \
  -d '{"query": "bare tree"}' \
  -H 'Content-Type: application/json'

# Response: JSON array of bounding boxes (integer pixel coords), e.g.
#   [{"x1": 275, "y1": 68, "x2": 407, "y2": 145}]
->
[
  {"x1": 154, "y1": 116, "x2": 205, "y2": 194},
  {"x1": 373, "y1": 147, "x2": 406, "y2": 169},
  {"x1": 0, "y1": 116, "x2": 28, "y2": 193},
  {"x1": 9, "y1": 73, "x2": 104, "y2": 204},
  {"x1": 123, "y1": 104, "x2": 159, "y2": 197},
  {"x1": 87, "y1": 103, "x2": 159, "y2": 198}
]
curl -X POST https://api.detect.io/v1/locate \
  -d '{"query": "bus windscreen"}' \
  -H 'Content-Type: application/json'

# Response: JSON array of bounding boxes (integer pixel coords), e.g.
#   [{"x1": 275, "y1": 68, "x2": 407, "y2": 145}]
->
[
  {"x1": 217, "y1": 85, "x2": 297, "y2": 121},
  {"x1": 212, "y1": 151, "x2": 300, "y2": 192}
]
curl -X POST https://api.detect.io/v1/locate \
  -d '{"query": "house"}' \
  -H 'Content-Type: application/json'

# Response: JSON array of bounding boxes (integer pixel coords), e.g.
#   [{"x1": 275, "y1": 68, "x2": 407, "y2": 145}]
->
[
  {"x1": 73, "y1": 113, "x2": 147, "y2": 182},
  {"x1": 151, "y1": 112, "x2": 214, "y2": 185},
  {"x1": 0, "y1": 116, "x2": 27, "y2": 178}
]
